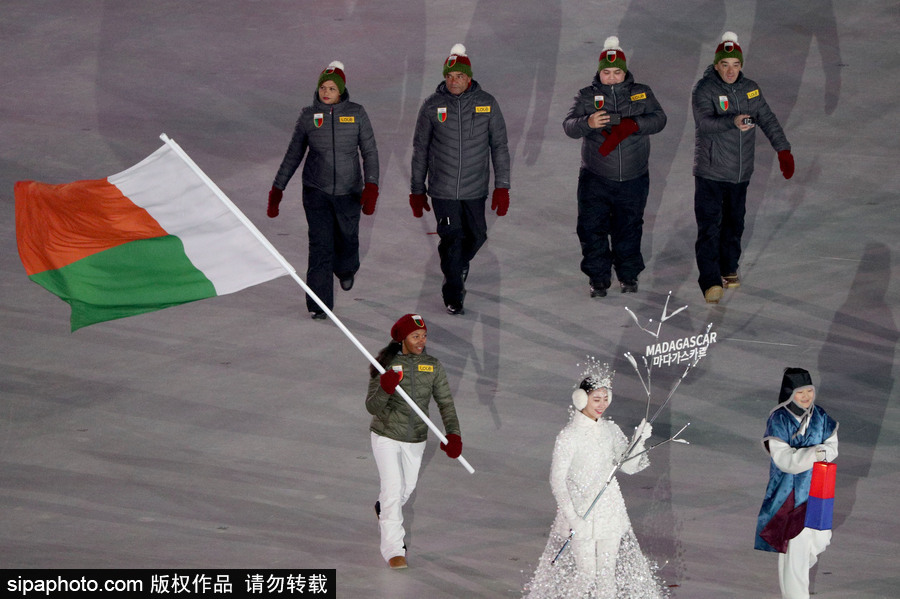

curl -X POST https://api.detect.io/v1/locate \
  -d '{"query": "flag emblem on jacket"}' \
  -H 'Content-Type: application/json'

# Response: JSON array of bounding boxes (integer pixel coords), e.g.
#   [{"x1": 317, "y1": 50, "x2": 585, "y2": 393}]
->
[
  {"x1": 391, "y1": 365, "x2": 404, "y2": 382},
  {"x1": 594, "y1": 95, "x2": 604, "y2": 110},
  {"x1": 314, "y1": 113, "x2": 324, "y2": 128},
  {"x1": 438, "y1": 107, "x2": 447, "y2": 123},
  {"x1": 718, "y1": 96, "x2": 729, "y2": 111}
]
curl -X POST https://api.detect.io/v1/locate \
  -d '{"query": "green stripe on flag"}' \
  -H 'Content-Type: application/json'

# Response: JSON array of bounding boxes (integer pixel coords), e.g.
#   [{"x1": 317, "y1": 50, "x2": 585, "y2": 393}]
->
[{"x1": 29, "y1": 235, "x2": 217, "y2": 331}]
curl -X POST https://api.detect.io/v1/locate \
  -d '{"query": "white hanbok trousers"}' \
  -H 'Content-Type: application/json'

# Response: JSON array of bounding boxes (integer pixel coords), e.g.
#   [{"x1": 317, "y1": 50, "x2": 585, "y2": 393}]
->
[{"x1": 778, "y1": 527, "x2": 831, "y2": 599}]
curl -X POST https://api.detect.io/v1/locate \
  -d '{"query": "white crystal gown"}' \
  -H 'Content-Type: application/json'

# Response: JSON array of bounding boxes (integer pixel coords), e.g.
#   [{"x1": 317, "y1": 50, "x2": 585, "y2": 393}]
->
[{"x1": 524, "y1": 409, "x2": 667, "y2": 598}]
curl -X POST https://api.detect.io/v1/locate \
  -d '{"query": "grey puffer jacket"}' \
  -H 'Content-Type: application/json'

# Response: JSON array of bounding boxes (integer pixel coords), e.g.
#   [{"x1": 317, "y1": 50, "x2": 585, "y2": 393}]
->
[
  {"x1": 692, "y1": 65, "x2": 790, "y2": 183},
  {"x1": 563, "y1": 70, "x2": 667, "y2": 182},
  {"x1": 366, "y1": 351, "x2": 460, "y2": 444},
  {"x1": 273, "y1": 90, "x2": 379, "y2": 196},
  {"x1": 411, "y1": 80, "x2": 510, "y2": 200}
]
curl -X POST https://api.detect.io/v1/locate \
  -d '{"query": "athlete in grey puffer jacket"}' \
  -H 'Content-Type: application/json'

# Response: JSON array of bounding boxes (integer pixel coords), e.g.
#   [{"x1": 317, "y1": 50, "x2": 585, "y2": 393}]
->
[
  {"x1": 411, "y1": 80, "x2": 510, "y2": 200},
  {"x1": 692, "y1": 64, "x2": 790, "y2": 184},
  {"x1": 268, "y1": 63, "x2": 379, "y2": 318},
  {"x1": 563, "y1": 70, "x2": 667, "y2": 182},
  {"x1": 691, "y1": 32, "x2": 794, "y2": 303},
  {"x1": 561, "y1": 38, "x2": 667, "y2": 296},
  {"x1": 274, "y1": 89, "x2": 379, "y2": 195}
]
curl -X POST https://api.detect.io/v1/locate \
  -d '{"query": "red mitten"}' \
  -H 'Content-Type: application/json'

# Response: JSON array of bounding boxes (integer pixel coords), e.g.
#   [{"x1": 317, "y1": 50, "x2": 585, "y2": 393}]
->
[
  {"x1": 491, "y1": 188, "x2": 510, "y2": 217},
  {"x1": 409, "y1": 193, "x2": 430, "y2": 218},
  {"x1": 440, "y1": 433, "x2": 463, "y2": 459},
  {"x1": 778, "y1": 150, "x2": 795, "y2": 180},
  {"x1": 267, "y1": 186, "x2": 283, "y2": 218},
  {"x1": 379, "y1": 369, "x2": 402, "y2": 395},
  {"x1": 361, "y1": 182, "x2": 379, "y2": 215},
  {"x1": 598, "y1": 118, "x2": 639, "y2": 157}
]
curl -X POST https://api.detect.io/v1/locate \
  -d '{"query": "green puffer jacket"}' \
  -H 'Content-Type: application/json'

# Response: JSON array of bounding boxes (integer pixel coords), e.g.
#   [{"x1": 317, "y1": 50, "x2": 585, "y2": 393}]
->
[{"x1": 366, "y1": 352, "x2": 460, "y2": 444}]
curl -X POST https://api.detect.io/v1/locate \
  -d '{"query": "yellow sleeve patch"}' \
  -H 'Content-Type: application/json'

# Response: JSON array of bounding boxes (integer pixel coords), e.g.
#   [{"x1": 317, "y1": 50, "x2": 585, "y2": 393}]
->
[
  {"x1": 747, "y1": 89, "x2": 760, "y2": 99},
  {"x1": 418, "y1": 364, "x2": 434, "y2": 372},
  {"x1": 630, "y1": 92, "x2": 647, "y2": 101},
  {"x1": 475, "y1": 106, "x2": 491, "y2": 113},
  {"x1": 339, "y1": 116, "x2": 356, "y2": 123}
]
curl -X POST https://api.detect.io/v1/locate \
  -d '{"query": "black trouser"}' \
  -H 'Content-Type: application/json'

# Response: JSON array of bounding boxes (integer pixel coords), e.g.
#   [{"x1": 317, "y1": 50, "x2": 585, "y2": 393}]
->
[
  {"x1": 693, "y1": 176, "x2": 750, "y2": 292},
  {"x1": 302, "y1": 185, "x2": 361, "y2": 312},
  {"x1": 432, "y1": 197, "x2": 487, "y2": 306},
  {"x1": 576, "y1": 169, "x2": 649, "y2": 288}
]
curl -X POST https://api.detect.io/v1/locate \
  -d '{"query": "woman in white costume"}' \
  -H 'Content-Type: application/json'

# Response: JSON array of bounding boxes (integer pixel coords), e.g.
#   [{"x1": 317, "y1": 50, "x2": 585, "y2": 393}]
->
[{"x1": 524, "y1": 362, "x2": 667, "y2": 598}]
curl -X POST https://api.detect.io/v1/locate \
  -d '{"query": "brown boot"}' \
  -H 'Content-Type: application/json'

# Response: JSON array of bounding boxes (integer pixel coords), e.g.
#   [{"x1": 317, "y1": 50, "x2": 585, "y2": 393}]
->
[
  {"x1": 704, "y1": 285, "x2": 724, "y2": 304},
  {"x1": 722, "y1": 273, "x2": 741, "y2": 289},
  {"x1": 388, "y1": 556, "x2": 408, "y2": 569}
]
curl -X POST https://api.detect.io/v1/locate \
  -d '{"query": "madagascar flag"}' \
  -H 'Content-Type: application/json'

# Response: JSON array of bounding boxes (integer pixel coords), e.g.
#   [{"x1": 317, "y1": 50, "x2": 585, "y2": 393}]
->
[{"x1": 15, "y1": 137, "x2": 288, "y2": 331}]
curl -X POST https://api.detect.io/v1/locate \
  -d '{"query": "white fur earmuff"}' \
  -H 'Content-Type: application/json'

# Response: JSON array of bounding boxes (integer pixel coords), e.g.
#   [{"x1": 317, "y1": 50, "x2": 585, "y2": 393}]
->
[{"x1": 572, "y1": 389, "x2": 588, "y2": 410}]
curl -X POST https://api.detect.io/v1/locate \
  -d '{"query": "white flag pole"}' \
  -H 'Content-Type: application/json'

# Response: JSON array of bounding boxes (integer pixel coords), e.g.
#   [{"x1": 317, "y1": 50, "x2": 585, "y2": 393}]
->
[{"x1": 160, "y1": 134, "x2": 474, "y2": 474}]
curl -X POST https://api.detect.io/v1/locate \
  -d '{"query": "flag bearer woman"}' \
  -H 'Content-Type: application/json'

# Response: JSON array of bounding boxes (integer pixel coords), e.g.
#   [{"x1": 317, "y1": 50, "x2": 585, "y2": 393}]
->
[{"x1": 366, "y1": 313, "x2": 462, "y2": 569}]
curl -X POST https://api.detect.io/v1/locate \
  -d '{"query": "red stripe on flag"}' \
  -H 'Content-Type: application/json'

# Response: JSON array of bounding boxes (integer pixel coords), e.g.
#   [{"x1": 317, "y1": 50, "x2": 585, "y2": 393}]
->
[{"x1": 15, "y1": 178, "x2": 168, "y2": 276}]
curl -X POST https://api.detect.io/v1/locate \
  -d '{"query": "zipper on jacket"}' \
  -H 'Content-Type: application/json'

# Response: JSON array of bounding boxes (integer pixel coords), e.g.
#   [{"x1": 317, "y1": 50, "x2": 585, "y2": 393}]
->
[
  {"x1": 731, "y1": 88, "x2": 743, "y2": 182},
  {"x1": 455, "y1": 95, "x2": 463, "y2": 200},
  {"x1": 330, "y1": 106, "x2": 337, "y2": 195},
  {"x1": 406, "y1": 360, "x2": 416, "y2": 442},
  {"x1": 611, "y1": 84, "x2": 623, "y2": 180}
]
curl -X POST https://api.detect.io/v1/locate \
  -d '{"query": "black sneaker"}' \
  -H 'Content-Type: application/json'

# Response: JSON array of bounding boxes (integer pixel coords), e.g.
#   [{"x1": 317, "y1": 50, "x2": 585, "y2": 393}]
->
[
  {"x1": 620, "y1": 280, "x2": 638, "y2": 293},
  {"x1": 590, "y1": 284, "x2": 608, "y2": 298},
  {"x1": 311, "y1": 311, "x2": 327, "y2": 320},
  {"x1": 339, "y1": 275, "x2": 354, "y2": 291},
  {"x1": 446, "y1": 303, "x2": 465, "y2": 315}
]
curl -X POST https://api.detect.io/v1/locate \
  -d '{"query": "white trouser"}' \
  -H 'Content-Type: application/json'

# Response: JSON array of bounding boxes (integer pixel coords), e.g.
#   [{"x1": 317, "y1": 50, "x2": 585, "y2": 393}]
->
[
  {"x1": 778, "y1": 527, "x2": 831, "y2": 599},
  {"x1": 571, "y1": 535, "x2": 620, "y2": 599},
  {"x1": 371, "y1": 432, "x2": 426, "y2": 562}
]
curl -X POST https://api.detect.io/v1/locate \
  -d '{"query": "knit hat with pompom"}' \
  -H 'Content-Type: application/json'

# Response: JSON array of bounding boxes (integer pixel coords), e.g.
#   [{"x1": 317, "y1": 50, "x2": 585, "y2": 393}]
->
[
  {"x1": 714, "y1": 32, "x2": 743, "y2": 65},
  {"x1": 443, "y1": 43, "x2": 473, "y2": 78},
  {"x1": 317, "y1": 61, "x2": 346, "y2": 94},
  {"x1": 598, "y1": 36, "x2": 627, "y2": 74}
]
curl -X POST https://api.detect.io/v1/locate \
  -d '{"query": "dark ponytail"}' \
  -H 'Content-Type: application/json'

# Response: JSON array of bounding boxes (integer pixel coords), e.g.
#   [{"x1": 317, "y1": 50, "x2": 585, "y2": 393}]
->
[{"x1": 370, "y1": 341, "x2": 402, "y2": 378}]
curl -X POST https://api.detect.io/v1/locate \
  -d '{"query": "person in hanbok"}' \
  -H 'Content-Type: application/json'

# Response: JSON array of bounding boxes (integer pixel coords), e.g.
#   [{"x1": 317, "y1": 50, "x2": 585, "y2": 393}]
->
[{"x1": 755, "y1": 367, "x2": 838, "y2": 599}]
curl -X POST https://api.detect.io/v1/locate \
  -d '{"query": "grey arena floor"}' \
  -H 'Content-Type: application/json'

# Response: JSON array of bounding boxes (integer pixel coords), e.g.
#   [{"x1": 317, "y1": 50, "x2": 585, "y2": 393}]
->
[{"x1": 2, "y1": 1, "x2": 899, "y2": 597}]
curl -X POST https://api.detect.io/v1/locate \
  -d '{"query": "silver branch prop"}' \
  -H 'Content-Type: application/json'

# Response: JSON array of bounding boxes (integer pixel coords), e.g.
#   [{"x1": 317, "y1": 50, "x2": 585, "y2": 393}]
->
[{"x1": 552, "y1": 296, "x2": 714, "y2": 564}]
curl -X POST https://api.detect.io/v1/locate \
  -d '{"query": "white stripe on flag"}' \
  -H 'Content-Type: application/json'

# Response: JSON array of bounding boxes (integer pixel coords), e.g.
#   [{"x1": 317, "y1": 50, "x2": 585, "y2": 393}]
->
[{"x1": 108, "y1": 143, "x2": 286, "y2": 295}]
